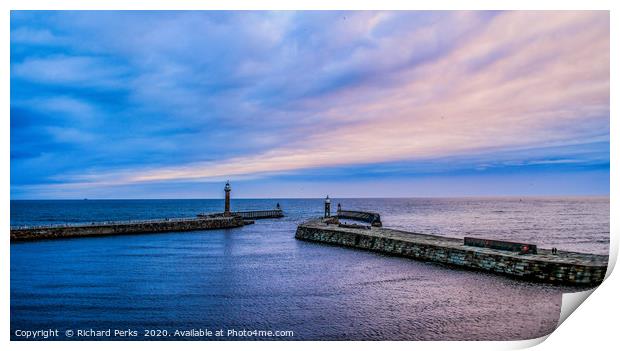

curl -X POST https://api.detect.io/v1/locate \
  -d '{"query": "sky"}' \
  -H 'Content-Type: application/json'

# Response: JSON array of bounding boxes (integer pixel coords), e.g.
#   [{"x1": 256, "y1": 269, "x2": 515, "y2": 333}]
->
[{"x1": 10, "y1": 11, "x2": 610, "y2": 199}]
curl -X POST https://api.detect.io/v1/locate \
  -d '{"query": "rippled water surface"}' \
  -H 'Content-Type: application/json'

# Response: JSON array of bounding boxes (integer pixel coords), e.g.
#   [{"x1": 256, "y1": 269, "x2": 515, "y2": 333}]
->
[{"x1": 10, "y1": 197, "x2": 609, "y2": 340}]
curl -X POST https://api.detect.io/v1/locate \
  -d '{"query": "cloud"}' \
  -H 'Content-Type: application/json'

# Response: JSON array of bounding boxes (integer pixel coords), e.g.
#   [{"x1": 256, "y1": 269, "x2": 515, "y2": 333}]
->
[
  {"x1": 10, "y1": 27, "x2": 63, "y2": 45},
  {"x1": 18, "y1": 96, "x2": 99, "y2": 121},
  {"x1": 10, "y1": 11, "x2": 610, "y2": 197},
  {"x1": 12, "y1": 55, "x2": 128, "y2": 88}
]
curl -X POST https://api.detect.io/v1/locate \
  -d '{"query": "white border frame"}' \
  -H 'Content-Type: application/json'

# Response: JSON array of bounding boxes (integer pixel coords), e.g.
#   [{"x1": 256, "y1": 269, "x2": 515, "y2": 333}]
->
[{"x1": 2, "y1": 1, "x2": 617, "y2": 350}]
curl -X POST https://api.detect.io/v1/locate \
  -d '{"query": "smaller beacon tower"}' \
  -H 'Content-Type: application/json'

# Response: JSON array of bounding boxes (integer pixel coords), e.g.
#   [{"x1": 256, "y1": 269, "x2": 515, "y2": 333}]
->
[
  {"x1": 224, "y1": 181, "x2": 231, "y2": 215},
  {"x1": 324, "y1": 195, "x2": 331, "y2": 218}
]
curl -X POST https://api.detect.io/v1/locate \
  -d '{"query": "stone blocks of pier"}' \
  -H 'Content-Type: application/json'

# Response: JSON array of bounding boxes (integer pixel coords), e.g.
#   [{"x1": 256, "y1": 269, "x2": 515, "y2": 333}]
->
[{"x1": 295, "y1": 222, "x2": 607, "y2": 286}]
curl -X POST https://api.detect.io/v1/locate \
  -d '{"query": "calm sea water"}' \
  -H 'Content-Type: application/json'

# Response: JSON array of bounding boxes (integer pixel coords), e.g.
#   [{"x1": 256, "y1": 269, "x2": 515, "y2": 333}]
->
[{"x1": 10, "y1": 197, "x2": 609, "y2": 340}]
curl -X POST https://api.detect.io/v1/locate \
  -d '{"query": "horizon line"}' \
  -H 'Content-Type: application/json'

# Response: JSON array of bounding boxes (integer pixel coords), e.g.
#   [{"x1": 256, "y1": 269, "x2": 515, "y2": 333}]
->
[{"x1": 10, "y1": 194, "x2": 611, "y2": 201}]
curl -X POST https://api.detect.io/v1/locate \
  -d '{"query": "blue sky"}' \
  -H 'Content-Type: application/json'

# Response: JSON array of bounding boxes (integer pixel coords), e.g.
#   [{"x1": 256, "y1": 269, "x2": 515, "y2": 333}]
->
[{"x1": 10, "y1": 11, "x2": 609, "y2": 199}]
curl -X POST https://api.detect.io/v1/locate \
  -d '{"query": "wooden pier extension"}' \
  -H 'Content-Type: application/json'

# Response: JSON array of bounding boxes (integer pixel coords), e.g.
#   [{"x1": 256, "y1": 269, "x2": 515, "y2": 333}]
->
[
  {"x1": 197, "y1": 209, "x2": 284, "y2": 220},
  {"x1": 295, "y1": 217, "x2": 608, "y2": 286},
  {"x1": 234, "y1": 209, "x2": 284, "y2": 219}
]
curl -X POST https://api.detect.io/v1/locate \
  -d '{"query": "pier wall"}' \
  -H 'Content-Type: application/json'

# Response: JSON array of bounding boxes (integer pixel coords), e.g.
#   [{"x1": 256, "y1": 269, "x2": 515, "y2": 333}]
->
[
  {"x1": 336, "y1": 210, "x2": 382, "y2": 227},
  {"x1": 295, "y1": 223, "x2": 606, "y2": 286},
  {"x1": 11, "y1": 217, "x2": 244, "y2": 242}
]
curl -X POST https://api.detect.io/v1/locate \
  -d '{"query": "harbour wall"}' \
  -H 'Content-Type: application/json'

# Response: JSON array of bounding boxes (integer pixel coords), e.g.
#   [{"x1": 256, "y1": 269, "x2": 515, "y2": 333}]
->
[
  {"x1": 295, "y1": 220, "x2": 607, "y2": 286},
  {"x1": 11, "y1": 216, "x2": 245, "y2": 242}
]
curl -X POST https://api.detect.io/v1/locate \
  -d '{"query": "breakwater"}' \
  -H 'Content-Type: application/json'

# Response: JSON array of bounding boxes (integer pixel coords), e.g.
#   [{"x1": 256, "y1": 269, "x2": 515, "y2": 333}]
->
[
  {"x1": 11, "y1": 216, "x2": 244, "y2": 242},
  {"x1": 295, "y1": 218, "x2": 607, "y2": 286}
]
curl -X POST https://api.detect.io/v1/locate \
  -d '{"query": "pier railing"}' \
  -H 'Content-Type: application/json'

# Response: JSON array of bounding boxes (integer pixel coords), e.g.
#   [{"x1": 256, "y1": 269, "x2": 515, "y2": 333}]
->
[{"x1": 10, "y1": 216, "x2": 225, "y2": 231}]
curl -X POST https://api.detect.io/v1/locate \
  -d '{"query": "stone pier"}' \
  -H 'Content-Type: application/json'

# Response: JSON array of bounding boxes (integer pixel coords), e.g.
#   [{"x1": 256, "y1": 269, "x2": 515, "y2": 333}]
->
[
  {"x1": 11, "y1": 216, "x2": 245, "y2": 242},
  {"x1": 295, "y1": 218, "x2": 608, "y2": 286}
]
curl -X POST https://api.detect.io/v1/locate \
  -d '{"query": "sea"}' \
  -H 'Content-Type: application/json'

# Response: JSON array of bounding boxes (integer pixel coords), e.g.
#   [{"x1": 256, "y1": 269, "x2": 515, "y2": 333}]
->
[{"x1": 10, "y1": 197, "x2": 610, "y2": 341}]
